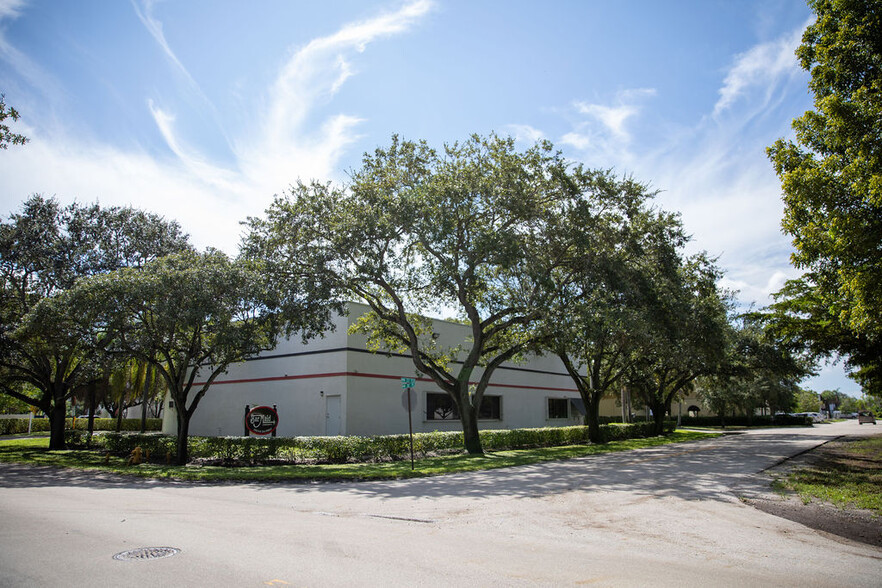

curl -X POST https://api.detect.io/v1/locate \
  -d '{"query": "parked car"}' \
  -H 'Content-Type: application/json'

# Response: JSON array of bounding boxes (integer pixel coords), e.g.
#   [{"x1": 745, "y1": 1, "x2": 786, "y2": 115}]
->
[{"x1": 857, "y1": 412, "x2": 876, "y2": 425}]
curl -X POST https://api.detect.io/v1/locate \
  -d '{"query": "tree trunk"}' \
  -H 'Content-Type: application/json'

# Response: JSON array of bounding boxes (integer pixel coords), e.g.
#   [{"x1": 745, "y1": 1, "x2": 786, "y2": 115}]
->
[
  {"x1": 652, "y1": 407, "x2": 666, "y2": 436},
  {"x1": 48, "y1": 397, "x2": 67, "y2": 450},
  {"x1": 643, "y1": 394, "x2": 667, "y2": 436},
  {"x1": 460, "y1": 402, "x2": 483, "y2": 455},
  {"x1": 174, "y1": 409, "x2": 190, "y2": 465},
  {"x1": 585, "y1": 393, "x2": 602, "y2": 444},
  {"x1": 87, "y1": 385, "x2": 96, "y2": 447},
  {"x1": 140, "y1": 365, "x2": 151, "y2": 433},
  {"x1": 115, "y1": 403, "x2": 124, "y2": 432}
]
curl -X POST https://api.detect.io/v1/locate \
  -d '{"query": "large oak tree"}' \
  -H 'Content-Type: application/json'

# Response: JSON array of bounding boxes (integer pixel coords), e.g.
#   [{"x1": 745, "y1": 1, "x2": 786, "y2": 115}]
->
[
  {"x1": 767, "y1": 0, "x2": 882, "y2": 395},
  {"x1": 624, "y1": 253, "x2": 732, "y2": 435},
  {"x1": 58, "y1": 249, "x2": 334, "y2": 464},
  {"x1": 0, "y1": 196, "x2": 189, "y2": 448},
  {"x1": 245, "y1": 134, "x2": 588, "y2": 454},
  {"x1": 538, "y1": 174, "x2": 685, "y2": 442}
]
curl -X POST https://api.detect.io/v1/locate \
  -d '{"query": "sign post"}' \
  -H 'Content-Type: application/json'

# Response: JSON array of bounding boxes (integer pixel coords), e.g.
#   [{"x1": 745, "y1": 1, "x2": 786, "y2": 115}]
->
[{"x1": 401, "y1": 378, "x2": 416, "y2": 470}]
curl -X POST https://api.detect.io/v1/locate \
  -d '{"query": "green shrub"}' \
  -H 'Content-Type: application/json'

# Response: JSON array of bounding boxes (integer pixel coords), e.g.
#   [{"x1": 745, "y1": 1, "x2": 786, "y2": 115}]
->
[
  {"x1": 72, "y1": 421, "x2": 675, "y2": 465},
  {"x1": 93, "y1": 432, "x2": 176, "y2": 457},
  {"x1": 678, "y1": 415, "x2": 812, "y2": 427},
  {"x1": 771, "y1": 414, "x2": 814, "y2": 426},
  {"x1": 0, "y1": 417, "x2": 162, "y2": 436},
  {"x1": 0, "y1": 417, "x2": 50, "y2": 435},
  {"x1": 64, "y1": 430, "x2": 88, "y2": 446}
]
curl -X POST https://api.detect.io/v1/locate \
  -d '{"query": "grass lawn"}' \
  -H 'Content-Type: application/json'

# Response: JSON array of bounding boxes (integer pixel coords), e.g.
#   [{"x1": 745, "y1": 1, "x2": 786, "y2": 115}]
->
[
  {"x1": 0, "y1": 430, "x2": 717, "y2": 482},
  {"x1": 773, "y1": 436, "x2": 882, "y2": 516}
]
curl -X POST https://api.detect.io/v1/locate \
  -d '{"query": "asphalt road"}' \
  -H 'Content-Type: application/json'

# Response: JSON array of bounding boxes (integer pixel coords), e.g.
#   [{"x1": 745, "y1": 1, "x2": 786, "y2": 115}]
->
[{"x1": 1, "y1": 421, "x2": 880, "y2": 587}]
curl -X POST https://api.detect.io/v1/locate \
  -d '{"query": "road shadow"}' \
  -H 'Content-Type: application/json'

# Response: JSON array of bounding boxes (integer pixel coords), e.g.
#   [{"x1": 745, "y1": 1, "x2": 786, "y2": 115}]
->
[
  {"x1": 0, "y1": 431, "x2": 837, "y2": 504},
  {"x1": 0, "y1": 462, "x2": 195, "y2": 490},
  {"x1": 310, "y1": 432, "x2": 840, "y2": 504}
]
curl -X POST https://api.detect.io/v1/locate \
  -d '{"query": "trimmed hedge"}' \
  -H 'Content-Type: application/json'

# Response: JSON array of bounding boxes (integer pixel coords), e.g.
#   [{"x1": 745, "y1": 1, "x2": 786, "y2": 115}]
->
[
  {"x1": 678, "y1": 414, "x2": 813, "y2": 427},
  {"x1": 73, "y1": 421, "x2": 676, "y2": 465},
  {"x1": 0, "y1": 417, "x2": 162, "y2": 436}
]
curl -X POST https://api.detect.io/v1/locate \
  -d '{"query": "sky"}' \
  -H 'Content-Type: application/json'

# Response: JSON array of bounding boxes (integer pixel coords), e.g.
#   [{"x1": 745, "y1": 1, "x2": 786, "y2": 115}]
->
[{"x1": 0, "y1": 0, "x2": 857, "y2": 394}]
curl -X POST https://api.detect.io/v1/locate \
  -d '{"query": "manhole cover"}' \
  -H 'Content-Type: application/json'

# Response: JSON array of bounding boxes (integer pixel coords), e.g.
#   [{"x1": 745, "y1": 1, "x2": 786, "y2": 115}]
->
[{"x1": 113, "y1": 547, "x2": 180, "y2": 561}]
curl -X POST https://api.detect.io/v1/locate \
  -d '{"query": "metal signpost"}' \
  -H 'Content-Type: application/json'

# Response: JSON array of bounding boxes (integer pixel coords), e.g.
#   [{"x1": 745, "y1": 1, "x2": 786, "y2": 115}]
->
[{"x1": 401, "y1": 378, "x2": 416, "y2": 470}]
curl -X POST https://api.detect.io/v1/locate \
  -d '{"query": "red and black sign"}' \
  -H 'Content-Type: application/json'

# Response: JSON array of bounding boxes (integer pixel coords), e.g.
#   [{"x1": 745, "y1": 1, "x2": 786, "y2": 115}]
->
[{"x1": 245, "y1": 405, "x2": 279, "y2": 436}]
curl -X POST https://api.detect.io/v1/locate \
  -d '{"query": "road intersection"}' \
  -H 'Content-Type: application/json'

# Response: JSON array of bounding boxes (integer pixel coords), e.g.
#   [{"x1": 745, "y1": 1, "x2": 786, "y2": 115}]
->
[{"x1": 1, "y1": 421, "x2": 879, "y2": 586}]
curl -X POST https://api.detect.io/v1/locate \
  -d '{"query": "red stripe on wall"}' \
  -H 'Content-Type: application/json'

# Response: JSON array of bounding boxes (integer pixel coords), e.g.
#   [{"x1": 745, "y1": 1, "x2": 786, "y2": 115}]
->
[{"x1": 202, "y1": 371, "x2": 578, "y2": 393}]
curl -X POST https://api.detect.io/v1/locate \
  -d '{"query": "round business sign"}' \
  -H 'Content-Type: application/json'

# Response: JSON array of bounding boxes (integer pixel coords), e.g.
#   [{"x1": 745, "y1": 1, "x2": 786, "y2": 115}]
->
[{"x1": 245, "y1": 405, "x2": 279, "y2": 435}]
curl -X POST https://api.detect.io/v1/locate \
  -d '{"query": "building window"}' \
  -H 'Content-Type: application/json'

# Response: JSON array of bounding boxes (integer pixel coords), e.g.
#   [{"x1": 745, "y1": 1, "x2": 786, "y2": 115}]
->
[
  {"x1": 426, "y1": 393, "x2": 458, "y2": 420},
  {"x1": 426, "y1": 393, "x2": 502, "y2": 420},
  {"x1": 479, "y1": 395, "x2": 501, "y2": 420},
  {"x1": 547, "y1": 398, "x2": 569, "y2": 419}
]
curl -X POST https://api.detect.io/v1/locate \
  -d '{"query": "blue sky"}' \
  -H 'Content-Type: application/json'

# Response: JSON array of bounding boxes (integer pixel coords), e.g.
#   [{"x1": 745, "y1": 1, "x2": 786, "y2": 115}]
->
[{"x1": 0, "y1": 0, "x2": 856, "y2": 393}]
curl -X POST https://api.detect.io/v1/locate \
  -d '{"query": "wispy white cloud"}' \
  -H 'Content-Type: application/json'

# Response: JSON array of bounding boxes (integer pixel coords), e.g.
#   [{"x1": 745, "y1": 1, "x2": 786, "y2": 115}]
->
[
  {"x1": 573, "y1": 102, "x2": 637, "y2": 140},
  {"x1": 132, "y1": 0, "x2": 202, "y2": 96},
  {"x1": 506, "y1": 124, "x2": 545, "y2": 144},
  {"x1": 0, "y1": 0, "x2": 434, "y2": 254},
  {"x1": 713, "y1": 22, "x2": 807, "y2": 116},
  {"x1": 126, "y1": 0, "x2": 433, "y2": 219},
  {"x1": 147, "y1": 100, "x2": 245, "y2": 197},
  {"x1": 0, "y1": 0, "x2": 64, "y2": 101},
  {"x1": 546, "y1": 24, "x2": 813, "y2": 311},
  {"x1": 250, "y1": 0, "x2": 434, "y2": 184},
  {"x1": 135, "y1": 0, "x2": 435, "y2": 194},
  {"x1": 558, "y1": 88, "x2": 657, "y2": 168},
  {"x1": 0, "y1": 132, "x2": 246, "y2": 250},
  {"x1": 720, "y1": 269, "x2": 794, "y2": 312},
  {"x1": 0, "y1": 0, "x2": 25, "y2": 20},
  {"x1": 631, "y1": 112, "x2": 800, "y2": 309},
  {"x1": 573, "y1": 88, "x2": 656, "y2": 141},
  {"x1": 132, "y1": 0, "x2": 238, "y2": 162}
]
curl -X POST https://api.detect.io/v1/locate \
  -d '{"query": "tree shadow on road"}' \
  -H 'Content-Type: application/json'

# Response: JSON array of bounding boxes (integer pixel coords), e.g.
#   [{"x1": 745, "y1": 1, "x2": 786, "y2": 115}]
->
[
  {"x1": 287, "y1": 432, "x2": 838, "y2": 504},
  {"x1": 0, "y1": 462, "x2": 196, "y2": 490},
  {"x1": 0, "y1": 432, "x2": 837, "y2": 505}
]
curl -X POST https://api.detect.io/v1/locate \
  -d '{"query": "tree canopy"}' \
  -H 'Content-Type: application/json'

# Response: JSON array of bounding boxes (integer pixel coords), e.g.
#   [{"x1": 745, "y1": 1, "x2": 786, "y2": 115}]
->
[
  {"x1": 0, "y1": 94, "x2": 28, "y2": 150},
  {"x1": 246, "y1": 134, "x2": 597, "y2": 454},
  {"x1": 766, "y1": 0, "x2": 882, "y2": 396},
  {"x1": 623, "y1": 252, "x2": 733, "y2": 433},
  {"x1": 58, "y1": 248, "x2": 333, "y2": 464},
  {"x1": 0, "y1": 196, "x2": 190, "y2": 448},
  {"x1": 700, "y1": 314, "x2": 810, "y2": 420},
  {"x1": 537, "y1": 177, "x2": 691, "y2": 441}
]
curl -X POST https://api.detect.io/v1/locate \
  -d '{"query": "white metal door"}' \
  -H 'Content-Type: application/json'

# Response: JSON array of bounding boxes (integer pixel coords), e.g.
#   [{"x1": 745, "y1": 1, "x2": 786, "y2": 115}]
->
[{"x1": 325, "y1": 395, "x2": 341, "y2": 436}]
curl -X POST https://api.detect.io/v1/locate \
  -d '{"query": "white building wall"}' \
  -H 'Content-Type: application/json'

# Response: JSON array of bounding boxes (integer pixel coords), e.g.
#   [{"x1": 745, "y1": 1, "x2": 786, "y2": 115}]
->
[
  {"x1": 165, "y1": 303, "x2": 703, "y2": 438},
  {"x1": 162, "y1": 313, "x2": 352, "y2": 437}
]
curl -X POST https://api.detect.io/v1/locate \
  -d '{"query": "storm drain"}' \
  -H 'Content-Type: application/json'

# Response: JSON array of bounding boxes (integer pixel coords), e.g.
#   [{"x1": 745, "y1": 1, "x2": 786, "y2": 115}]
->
[{"x1": 113, "y1": 547, "x2": 180, "y2": 562}]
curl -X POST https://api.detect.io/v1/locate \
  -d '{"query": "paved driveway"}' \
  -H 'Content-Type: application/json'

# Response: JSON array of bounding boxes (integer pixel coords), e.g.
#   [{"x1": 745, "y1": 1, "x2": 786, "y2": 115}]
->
[{"x1": 1, "y1": 421, "x2": 880, "y2": 587}]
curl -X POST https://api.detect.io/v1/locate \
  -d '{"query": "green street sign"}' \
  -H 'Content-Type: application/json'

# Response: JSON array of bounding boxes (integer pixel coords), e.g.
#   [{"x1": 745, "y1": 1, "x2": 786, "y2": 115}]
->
[{"x1": 401, "y1": 377, "x2": 416, "y2": 389}]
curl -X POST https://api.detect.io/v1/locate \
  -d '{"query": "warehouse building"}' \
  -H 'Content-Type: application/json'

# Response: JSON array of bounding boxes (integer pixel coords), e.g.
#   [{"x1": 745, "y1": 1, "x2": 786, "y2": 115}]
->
[{"x1": 163, "y1": 303, "x2": 697, "y2": 437}]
